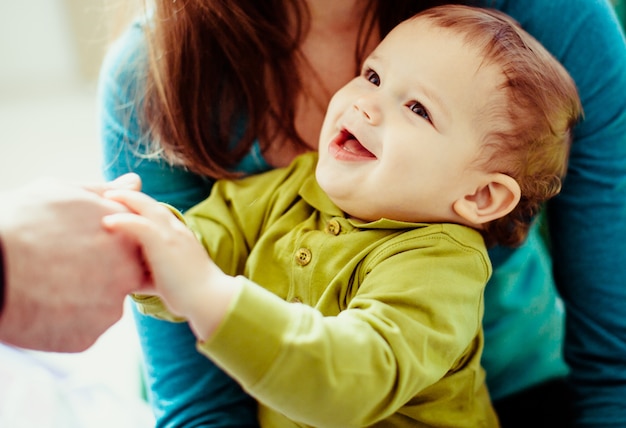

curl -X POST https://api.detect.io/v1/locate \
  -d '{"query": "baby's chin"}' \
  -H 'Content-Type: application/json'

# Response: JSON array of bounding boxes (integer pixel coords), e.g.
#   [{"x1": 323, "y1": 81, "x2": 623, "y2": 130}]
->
[{"x1": 315, "y1": 180, "x2": 373, "y2": 222}]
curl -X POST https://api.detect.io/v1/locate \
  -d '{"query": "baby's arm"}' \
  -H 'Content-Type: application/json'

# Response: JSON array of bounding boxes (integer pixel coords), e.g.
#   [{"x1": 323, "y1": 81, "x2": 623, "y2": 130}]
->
[{"x1": 102, "y1": 189, "x2": 242, "y2": 341}]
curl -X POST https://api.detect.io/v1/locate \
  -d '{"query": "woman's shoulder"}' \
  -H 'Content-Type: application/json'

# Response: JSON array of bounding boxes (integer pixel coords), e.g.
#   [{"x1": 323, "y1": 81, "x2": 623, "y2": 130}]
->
[{"x1": 494, "y1": 0, "x2": 623, "y2": 55}]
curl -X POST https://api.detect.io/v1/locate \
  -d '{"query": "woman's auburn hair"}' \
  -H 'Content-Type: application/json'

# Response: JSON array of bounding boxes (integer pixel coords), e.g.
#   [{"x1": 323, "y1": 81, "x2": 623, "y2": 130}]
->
[{"x1": 141, "y1": 0, "x2": 475, "y2": 178}]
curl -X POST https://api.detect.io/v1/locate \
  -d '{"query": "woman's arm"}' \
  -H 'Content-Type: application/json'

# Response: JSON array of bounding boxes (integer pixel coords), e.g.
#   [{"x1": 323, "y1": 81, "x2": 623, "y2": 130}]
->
[{"x1": 504, "y1": 1, "x2": 626, "y2": 425}]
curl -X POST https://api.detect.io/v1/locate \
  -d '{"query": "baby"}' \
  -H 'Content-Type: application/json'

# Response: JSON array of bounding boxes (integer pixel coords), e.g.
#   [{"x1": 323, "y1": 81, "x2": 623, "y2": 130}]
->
[{"x1": 104, "y1": 5, "x2": 581, "y2": 427}]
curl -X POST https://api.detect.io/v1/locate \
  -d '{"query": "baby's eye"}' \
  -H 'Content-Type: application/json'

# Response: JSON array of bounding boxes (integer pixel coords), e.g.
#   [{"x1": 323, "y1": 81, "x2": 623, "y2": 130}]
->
[
  {"x1": 364, "y1": 68, "x2": 380, "y2": 86},
  {"x1": 408, "y1": 101, "x2": 431, "y2": 122}
]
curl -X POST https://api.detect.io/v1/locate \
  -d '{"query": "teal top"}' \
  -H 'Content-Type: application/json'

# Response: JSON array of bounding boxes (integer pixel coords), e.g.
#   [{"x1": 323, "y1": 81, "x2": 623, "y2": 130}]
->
[
  {"x1": 135, "y1": 152, "x2": 498, "y2": 427},
  {"x1": 98, "y1": 0, "x2": 626, "y2": 426}
]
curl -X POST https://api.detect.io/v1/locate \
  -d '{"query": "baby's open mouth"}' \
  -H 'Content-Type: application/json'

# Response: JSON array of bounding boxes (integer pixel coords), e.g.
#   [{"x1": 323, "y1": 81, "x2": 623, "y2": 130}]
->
[{"x1": 335, "y1": 129, "x2": 376, "y2": 158}]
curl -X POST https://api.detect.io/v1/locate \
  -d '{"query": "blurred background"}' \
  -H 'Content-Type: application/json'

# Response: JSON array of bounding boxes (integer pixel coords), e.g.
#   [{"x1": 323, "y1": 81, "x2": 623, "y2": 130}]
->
[{"x1": 0, "y1": 0, "x2": 137, "y2": 190}]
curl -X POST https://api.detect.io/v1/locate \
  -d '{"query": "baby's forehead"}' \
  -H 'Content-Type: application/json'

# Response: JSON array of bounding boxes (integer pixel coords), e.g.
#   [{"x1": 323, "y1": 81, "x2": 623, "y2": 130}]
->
[
  {"x1": 383, "y1": 17, "x2": 506, "y2": 79},
  {"x1": 398, "y1": 17, "x2": 507, "y2": 77},
  {"x1": 385, "y1": 16, "x2": 488, "y2": 61}
]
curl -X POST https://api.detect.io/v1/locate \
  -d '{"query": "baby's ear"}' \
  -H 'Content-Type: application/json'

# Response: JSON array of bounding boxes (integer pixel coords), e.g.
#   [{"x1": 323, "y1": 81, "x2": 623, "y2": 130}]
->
[{"x1": 453, "y1": 173, "x2": 521, "y2": 225}]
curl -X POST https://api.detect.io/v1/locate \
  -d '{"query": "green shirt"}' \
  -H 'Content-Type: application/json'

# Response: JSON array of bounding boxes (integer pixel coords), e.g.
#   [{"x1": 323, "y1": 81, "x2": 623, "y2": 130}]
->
[{"x1": 136, "y1": 152, "x2": 498, "y2": 427}]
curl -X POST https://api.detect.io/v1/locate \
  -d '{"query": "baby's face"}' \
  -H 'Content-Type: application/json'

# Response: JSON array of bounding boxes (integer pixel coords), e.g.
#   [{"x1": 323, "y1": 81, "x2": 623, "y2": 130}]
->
[{"x1": 316, "y1": 18, "x2": 503, "y2": 223}]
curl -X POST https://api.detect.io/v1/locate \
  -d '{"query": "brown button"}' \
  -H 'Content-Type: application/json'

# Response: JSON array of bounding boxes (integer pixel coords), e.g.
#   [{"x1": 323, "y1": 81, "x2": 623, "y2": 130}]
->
[
  {"x1": 326, "y1": 219, "x2": 341, "y2": 235},
  {"x1": 295, "y1": 248, "x2": 312, "y2": 266}
]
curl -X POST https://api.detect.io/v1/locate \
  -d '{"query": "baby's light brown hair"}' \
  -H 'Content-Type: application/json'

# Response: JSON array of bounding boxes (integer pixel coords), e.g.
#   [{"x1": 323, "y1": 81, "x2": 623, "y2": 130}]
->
[{"x1": 414, "y1": 5, "x2": 582, "y2": 247}]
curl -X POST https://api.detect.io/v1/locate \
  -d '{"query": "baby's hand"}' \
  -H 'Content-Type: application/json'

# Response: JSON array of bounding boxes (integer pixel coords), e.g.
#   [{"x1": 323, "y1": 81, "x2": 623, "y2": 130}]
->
[{"x1": 102, "y1": 190, "x2": 226, "y2": 321}]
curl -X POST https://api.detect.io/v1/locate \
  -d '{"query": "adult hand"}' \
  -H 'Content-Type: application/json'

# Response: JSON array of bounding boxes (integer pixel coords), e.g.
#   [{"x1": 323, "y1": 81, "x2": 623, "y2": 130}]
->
[{"x1": 0, "y1": 174, "x2": 148, "y2": 352}]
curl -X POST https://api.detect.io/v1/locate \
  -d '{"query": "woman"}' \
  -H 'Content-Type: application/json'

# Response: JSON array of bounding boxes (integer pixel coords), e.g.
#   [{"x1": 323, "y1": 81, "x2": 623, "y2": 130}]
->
[{"x1": 98, "y1": 0, "x2": 626, "y2": 426}]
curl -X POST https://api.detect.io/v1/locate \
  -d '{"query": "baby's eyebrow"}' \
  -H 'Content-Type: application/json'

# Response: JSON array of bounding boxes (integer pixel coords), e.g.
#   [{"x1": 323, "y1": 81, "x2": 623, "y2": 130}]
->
[
  {"x1": 362, "y1": 53, "x2": 381, "y2": 69},
  {"x1": 412, "y1": 81, "x2": 450, "y2": 124}
]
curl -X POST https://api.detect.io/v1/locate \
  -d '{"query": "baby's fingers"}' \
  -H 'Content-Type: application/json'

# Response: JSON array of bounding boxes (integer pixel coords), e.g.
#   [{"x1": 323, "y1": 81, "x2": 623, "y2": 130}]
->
[
  {"x1": 104, "y1": 189, "x2": 179, "y2": 227},
  {"x1": 85, "y1": 173, "x2": 142, "y2": 195},
  {"x1": 102, "y1": 190, "x2": 198, "y2": 268},
  {"x1": 102, "y1": 212, "x2": 161, "y2": 247}
]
